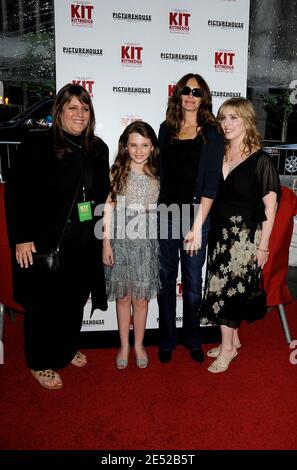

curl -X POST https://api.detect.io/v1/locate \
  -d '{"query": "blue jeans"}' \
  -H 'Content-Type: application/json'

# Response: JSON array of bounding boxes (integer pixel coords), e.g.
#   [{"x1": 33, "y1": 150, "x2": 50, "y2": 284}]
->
[{"x1": 157, "y1": 215, "x2": 209, "y2": 351}]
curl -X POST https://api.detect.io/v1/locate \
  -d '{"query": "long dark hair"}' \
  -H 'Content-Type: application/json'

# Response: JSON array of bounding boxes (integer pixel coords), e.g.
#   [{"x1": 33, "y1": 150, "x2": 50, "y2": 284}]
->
[
  {"x1": 109, "y1": 121, "x2": 159, "y2": 202},
  {"x1": 52, "y1": 83, "x2": 96, "y2": 158},
  {"x1": 166, "y1": 73, "x2": 216, "y2": 139}
]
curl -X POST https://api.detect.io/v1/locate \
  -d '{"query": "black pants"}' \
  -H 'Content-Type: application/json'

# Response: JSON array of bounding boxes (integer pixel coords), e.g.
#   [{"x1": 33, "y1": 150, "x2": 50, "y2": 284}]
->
[{"x1": 23, "y1": 244, "x2": 92, "y2": 370}]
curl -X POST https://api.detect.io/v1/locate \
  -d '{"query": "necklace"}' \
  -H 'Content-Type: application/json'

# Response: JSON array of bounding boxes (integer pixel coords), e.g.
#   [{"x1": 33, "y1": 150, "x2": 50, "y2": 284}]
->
[
  {"x1": 229, "y1": 155, "x2": 244, "y2": 164},
  {"x1": 179, "y1": 124, "x2": 198, "y2": 138},
  {"x1": 227, "y1": 148, "x2": 247, "y2": 163},
  {"x1": 64, "y1": 134, "x2": 83, "y2": 149}
]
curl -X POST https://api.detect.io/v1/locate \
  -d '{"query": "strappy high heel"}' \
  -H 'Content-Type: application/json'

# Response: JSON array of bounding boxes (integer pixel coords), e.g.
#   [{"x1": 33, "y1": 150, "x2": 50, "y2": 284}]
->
[
  {"x1": 207, "y1": 344, "x2": 241, "y2": 358},
  {"x1": 207, "y1": 350, "x2": 238, "y2": 373}
]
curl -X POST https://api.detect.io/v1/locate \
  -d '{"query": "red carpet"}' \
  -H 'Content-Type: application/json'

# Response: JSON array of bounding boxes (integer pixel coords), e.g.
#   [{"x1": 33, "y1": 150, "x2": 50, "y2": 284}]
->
[{"x1": 1, "y1": 302, "x2": 297, "y2": 452}]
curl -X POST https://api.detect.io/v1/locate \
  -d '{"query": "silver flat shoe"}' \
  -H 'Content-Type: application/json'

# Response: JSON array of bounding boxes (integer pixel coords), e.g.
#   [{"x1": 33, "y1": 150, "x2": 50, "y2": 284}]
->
[
  {"x1": 136, "y1": 356, "x2": 148, "y2": 369},
  {"x1": 116, "y1": 347, "x2": 130, "y2": 370},
  {"x1": 135, "y1": 348, "x2": 148, "y2": 369},
  {"x1": 116, "y1": 357, "x2": 128, "y2": 370}
]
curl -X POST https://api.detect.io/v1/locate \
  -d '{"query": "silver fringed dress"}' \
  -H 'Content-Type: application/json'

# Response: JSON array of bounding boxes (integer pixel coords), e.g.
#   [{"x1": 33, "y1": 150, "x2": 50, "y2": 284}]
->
[{"x1": 105, "y1": 171, "x2": 161, "y2": 300}]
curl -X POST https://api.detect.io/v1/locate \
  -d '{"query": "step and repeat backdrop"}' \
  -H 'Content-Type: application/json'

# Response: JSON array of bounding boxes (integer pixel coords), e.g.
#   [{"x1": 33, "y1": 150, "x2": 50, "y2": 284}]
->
[{"x1": 54, "y1": 0, "x2": 250, "y2": 331}]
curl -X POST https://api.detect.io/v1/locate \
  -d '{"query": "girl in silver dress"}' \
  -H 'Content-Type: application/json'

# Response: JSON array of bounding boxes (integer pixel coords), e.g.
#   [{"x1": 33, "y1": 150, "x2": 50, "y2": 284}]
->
[{"x1": 103, "y1": 121, "x2": 160, "y2": 370}]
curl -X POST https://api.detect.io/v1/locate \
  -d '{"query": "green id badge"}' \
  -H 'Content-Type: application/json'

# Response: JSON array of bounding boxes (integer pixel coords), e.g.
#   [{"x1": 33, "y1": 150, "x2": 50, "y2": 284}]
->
[{"x1": 77, "y1": 201, "x2": 93, "y2": 222}]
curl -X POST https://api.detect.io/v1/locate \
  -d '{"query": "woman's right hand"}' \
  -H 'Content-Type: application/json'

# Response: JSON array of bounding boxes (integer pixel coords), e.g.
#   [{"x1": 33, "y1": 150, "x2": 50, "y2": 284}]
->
[
  {"x1": 102, "y1": 240, "x2": 114, "y2": 266},
  {"x1": 16, "y1": 242, "x2": 36, "y2": 268},
  {"x1": 184, "y1": 227, "x2": 202, "y2": 257}
]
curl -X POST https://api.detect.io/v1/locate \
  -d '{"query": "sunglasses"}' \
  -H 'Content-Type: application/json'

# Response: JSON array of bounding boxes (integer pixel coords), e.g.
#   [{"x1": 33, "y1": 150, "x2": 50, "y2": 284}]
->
[{"x1": 181, "y1": 86, "x2": 202, "y2": 98}]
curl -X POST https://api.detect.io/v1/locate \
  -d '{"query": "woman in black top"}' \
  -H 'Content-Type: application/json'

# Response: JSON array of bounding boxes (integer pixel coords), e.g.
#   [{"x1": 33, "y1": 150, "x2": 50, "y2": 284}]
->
[
  {"x1": 157, "y1": 73, "x2": 224, "y2": 363},
  {"x1": 5, "y1": 84, "x2": 109, "y2": 389},
  {"x1": 202, "y1": 98, "x2": 280, "y2": 373}
]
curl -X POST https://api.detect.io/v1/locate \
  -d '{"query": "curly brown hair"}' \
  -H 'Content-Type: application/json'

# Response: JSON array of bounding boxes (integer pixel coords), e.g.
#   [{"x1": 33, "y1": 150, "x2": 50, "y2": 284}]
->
[
  {"x1": 109, "y1": 121, "x2": 159, "y2": 202},
  {"x1": 165, "y1": 73, "x2": 216, "y2": 139},
  {"x1": 52, "y1": 83, "x2": 96, "y2": 158},
  {"x1": 217, "y1": 98, "x2": 262, "y2": 159}
]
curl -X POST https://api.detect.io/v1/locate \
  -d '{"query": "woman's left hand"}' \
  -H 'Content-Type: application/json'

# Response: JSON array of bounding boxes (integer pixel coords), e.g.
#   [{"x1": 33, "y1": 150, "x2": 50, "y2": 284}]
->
[{"x1": 256, "y1": 250, "x2": 269, "y2": 269}]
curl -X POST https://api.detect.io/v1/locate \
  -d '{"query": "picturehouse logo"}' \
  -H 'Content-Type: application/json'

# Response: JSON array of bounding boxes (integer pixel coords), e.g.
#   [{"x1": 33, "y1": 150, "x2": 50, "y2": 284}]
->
[
  {"x1": 160, "y1": 52, "x2": 197, "y2": 62},
  {"x1": 71, "y1": 2, "x2": 94, "y2": 27},
  {"x1": 113, "y1": 12, "x2": 151, "y2": 22},
  {"x1": 82, "y1": 319, "x2": 105, "y2": 326},
  {"x1": 169, "y1": 11, "x2": 191, "y2": 33},
  {"x1": 211, "y1": 90, "x2": 241, "y2": 99},
  {"x1": 121, "y1": 44, "x2": 143, "y2": 66},
  {"x1": 72, "y1": 79, "x2": 94, "y2": 97},
  {"x1": 208, "y1": 20, "x2": 243, "y2": 29},
  {"x1": 214, "y1": 50, "x2": 235, "y2": 72},
  {"x1": 63, "y1": 46, "x2": 102, "y2": 57},
  {"x1": 113, "y1": 86, "x2": 151, "y2": 95}
]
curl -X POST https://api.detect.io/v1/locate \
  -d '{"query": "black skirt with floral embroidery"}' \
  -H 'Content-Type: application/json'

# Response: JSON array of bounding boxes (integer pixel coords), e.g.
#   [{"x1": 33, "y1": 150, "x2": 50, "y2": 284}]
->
[{"x1": 202, "y1": 214, "x2": 261, "y2": 328}]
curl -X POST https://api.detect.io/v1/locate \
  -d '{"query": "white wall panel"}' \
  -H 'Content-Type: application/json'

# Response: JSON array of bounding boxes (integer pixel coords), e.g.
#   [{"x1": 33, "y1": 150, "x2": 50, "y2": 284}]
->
[{"x1": 54, "y1": 0, "x2": 250, "y2": 331}]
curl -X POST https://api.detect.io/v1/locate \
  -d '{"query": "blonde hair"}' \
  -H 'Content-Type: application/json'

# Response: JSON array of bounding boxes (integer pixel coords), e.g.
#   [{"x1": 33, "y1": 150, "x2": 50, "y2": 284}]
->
[{"x1": 217, "y1": 97, "x2": 262, "y2": 159}]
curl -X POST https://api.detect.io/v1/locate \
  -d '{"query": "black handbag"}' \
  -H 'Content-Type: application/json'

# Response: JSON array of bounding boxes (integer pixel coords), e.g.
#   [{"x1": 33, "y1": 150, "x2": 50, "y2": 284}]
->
[
  {"x1": 32, "y1": 182, "x2": 81, "y2": 271},
  {"x1": 32, "y1": 249, "x2": 60, "y2": 271},
  {"x1": 244, "y1": 268, "x2": 267, "y2": 323}
]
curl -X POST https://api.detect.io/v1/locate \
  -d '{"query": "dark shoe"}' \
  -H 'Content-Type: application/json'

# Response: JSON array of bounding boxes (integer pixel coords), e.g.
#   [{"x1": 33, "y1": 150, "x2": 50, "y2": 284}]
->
[
  {"x1": 190, "y1": 348, "x2": 204, "y2": 363},
  {"x1": 158, "y1": 350, "x2": 172, "y2": 363}
]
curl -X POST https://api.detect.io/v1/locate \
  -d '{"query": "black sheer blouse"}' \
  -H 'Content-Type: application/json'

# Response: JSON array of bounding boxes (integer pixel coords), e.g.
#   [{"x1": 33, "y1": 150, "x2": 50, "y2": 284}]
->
[{"x1": 212, "y1": 149, "x2": 281, "y2": 227}]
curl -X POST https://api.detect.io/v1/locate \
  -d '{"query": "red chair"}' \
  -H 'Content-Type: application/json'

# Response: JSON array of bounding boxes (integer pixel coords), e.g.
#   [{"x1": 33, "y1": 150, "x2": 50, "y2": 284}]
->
[
  {"x1": 0, "y1": 183, "x2": 24, "y2": 362},
  {"x1": 263, "y1": 186, "x2": 297, "y2": 343}
]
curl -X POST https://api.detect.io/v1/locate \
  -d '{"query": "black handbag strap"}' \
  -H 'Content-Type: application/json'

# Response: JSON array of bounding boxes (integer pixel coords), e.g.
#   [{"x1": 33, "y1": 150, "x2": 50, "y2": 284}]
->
[
  {"x1": 55, "y1": 180, "x2": 81, "y2": 251},
  {"x1": 252, "y1": 267, "x2": 264, "y2": 292}
]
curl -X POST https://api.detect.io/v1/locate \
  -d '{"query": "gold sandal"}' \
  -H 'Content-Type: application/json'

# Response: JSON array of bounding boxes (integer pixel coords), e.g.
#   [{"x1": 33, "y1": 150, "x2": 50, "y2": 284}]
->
[
  {"x1": 207, "y1": 350, "x2": 238, "y2": 374},
  {"x1": 71, "y1": 351, "x2": 87, "y2": 368},
  {"x1": 207, "y1": 344, "x2": 241, "y2": 358},
  {"x1": 31, "y1": 369, "x2": 63, "y2": 390}
]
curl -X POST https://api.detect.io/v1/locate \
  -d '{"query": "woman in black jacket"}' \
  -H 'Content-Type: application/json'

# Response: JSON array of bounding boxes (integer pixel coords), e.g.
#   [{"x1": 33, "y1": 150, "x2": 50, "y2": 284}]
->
[
  {"x1": 5, "y1": 83, "x2": 109, "y2": 389},
  {"x1": 157, "y1": 73, "x2": 224, "y2": 364}
]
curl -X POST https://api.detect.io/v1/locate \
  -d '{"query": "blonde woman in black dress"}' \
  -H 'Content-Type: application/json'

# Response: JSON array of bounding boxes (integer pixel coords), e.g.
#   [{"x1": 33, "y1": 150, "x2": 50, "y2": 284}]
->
[{"x1": 202, "y1": 98, "x2": 280, "y2": 373}]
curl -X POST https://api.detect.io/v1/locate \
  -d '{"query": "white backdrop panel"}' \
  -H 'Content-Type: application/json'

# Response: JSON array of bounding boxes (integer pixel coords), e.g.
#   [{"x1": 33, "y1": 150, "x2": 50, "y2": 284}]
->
[{"x1": 54, "y1": 0, "x2": 250, "y2": 331}]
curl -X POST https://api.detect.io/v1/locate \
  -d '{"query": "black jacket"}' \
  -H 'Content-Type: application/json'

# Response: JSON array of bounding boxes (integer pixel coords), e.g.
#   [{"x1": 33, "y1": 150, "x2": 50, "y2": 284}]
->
[{"x1": 5, "y1": 128, "x2": 110, "y2": 312}]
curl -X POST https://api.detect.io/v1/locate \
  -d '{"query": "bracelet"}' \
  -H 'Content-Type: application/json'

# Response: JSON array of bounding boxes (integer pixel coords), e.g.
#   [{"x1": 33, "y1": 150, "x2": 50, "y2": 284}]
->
[{"x1": 257, "y1": 247, "x2": 270, "y2": 254}]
